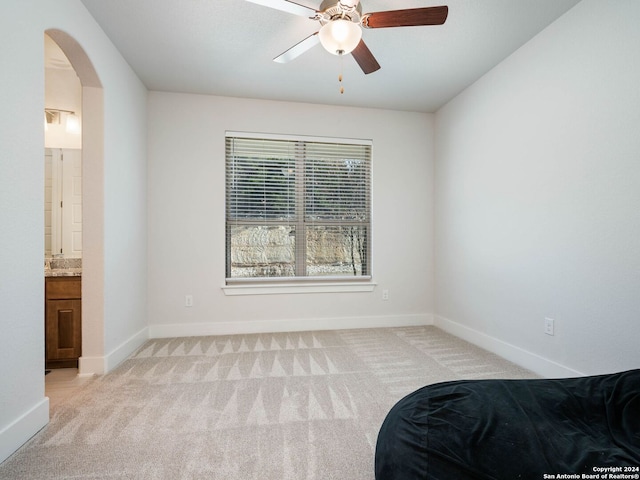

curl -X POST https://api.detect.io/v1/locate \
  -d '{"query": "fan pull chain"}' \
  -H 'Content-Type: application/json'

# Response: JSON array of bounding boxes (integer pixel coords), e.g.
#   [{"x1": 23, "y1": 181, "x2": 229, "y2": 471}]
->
[{"x1": 339, "y1": 51, "x2": 345, "y2": 94}]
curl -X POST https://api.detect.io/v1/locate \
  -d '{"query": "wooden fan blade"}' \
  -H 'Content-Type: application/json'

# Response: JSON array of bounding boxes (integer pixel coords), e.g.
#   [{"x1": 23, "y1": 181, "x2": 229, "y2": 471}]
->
[
  {"x1": 246, "y1": 0, "x2": 317, "y2": 18},
  {"x1": 362, "y1": 6, "x2": 448, "y2": 29},
  {"x1": 351, "y1": 39, "x2": 380, "y2": 74},
  {"x1": 273, "y1": 32, "x2": 320, "y2": 63}
]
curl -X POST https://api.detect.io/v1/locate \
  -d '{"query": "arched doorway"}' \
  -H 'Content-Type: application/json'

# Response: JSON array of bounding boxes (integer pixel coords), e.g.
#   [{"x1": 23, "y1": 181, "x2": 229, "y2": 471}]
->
[{"x1": 45, "y1": 29, "x2": 105, "y2": 376}]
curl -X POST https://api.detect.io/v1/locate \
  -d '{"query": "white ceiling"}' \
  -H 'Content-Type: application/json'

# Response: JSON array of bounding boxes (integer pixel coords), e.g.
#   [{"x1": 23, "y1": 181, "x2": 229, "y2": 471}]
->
[{"x1": 79, "y1": 0, "x2": 580, "y2": 113}]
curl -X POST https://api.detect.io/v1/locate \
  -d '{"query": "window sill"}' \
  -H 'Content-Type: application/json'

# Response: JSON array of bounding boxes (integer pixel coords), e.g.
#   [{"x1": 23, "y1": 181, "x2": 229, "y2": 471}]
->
[{"x1": 222, "y1": 281, "x2": 377, "y2": 296}]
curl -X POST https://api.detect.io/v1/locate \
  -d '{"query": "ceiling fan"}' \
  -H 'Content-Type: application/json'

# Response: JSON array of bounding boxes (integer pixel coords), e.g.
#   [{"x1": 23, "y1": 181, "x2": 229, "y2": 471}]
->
[{"x1": 247, "y1": 0, "x2": 448, "y2": 74}]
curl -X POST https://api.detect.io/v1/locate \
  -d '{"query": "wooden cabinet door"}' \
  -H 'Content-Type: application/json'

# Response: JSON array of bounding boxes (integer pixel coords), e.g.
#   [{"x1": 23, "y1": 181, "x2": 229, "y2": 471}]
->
[{"x1": 46, "y1": 299, "x2": 82, "y2": 362}]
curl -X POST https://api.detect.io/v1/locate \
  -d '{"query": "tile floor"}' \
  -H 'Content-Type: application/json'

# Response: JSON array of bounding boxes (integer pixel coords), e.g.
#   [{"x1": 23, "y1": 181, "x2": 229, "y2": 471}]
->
[{"x1": 45, "y1": 368, "x2": 95, "y2": 411}]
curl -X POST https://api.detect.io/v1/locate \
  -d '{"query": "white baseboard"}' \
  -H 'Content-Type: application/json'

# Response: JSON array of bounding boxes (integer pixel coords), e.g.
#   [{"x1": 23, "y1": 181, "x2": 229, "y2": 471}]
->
[
  {"x1": 79, "y1": 326, "x2": 148, "y2": 375},
  {"x1": 0, "y1": 398, "x2": 49, "y2": 464},
  {"x1": 433, "y1": 314, "x2": 584, "y2": 378},
  {"x1": 105, "y1": 327, "x2": 148, "y2": 372},
  {"x1": 149, "y1": 314, "x2": 433, "y2": 339}
]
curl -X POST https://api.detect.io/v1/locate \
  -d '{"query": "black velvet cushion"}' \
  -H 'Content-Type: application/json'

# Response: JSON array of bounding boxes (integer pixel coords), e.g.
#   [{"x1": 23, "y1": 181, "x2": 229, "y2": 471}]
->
[{"x1": 375, "y1": 369, "x2": 640, "y2": 480}]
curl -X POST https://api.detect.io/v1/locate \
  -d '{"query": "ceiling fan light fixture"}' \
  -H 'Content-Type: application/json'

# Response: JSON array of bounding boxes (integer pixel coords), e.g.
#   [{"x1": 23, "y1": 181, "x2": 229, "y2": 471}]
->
[{"x1": 319, "y1": 19, "x2": 362, "y2": 55}]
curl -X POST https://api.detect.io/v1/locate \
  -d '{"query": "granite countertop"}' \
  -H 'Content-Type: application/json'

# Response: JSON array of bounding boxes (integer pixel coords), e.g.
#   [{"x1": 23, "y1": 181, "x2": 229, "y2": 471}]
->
[
  {"x1": 45, "y1": 257, "x2": 82, "y2": 277},
  {"x1": 45, "y1": 268, "x2": 82, "y2": 277}
]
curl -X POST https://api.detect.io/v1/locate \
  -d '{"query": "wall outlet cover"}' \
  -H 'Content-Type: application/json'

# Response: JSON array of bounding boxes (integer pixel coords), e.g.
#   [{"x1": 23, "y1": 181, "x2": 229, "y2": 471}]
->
[{"x1": 544, "y1": 317, "x2": 554, "y2": 336}]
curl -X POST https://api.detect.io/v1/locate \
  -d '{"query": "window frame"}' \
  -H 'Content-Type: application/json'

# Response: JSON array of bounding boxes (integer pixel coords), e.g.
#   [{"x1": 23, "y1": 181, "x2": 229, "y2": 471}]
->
[{"x1": 224, "y1": 131, "x2": 373, "y2": 292}]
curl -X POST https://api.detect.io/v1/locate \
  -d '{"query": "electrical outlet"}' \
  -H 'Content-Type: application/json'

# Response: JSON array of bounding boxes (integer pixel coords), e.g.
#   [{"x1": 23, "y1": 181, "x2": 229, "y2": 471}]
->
[
  {"x1": 544, "y1": 317, "x2": 554, "y2": 336},
  {"x1": 185, "y1": 295, "x2": 193, "y2": 307},
  {"x1": 382, "y1": 289, "x2": 389, "y2": 301}
]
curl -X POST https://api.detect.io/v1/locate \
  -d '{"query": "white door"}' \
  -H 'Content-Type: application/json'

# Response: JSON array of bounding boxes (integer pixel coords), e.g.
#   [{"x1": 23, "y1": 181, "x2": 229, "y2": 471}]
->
[
  {"x1": 51, "y1": 148, "x2": 82, "y2": 257},
  {"x1": 50, "y1": 148, "x2": 63, "y2": 255},
  {"x1": 62, "y1": 149, "x2": 82, "y2": 257}
]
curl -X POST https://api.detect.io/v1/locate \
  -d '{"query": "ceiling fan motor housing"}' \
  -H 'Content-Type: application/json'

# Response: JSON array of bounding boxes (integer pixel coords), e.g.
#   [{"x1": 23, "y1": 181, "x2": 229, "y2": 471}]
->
[{"x1": 318, "y1": 0, "x2": 363, "y2": 26}]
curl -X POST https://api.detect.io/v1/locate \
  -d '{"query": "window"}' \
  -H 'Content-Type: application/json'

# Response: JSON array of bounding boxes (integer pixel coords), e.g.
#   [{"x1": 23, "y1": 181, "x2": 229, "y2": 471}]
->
[{"x1": 225, "y1": 132, "x2": 371, "y2": 283}]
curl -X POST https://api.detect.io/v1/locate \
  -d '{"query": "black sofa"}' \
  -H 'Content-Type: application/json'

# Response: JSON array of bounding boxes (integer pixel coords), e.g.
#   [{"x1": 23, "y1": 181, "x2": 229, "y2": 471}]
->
[{"x1": 375, "y1": 369, "x2": 640, "y2": 479}]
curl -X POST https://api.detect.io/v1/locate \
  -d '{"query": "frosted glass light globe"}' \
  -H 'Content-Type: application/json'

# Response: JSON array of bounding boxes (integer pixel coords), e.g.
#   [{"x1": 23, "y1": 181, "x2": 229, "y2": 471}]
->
[{"x1": 319, "y1": 19, "x2": 362, "y2": 55}]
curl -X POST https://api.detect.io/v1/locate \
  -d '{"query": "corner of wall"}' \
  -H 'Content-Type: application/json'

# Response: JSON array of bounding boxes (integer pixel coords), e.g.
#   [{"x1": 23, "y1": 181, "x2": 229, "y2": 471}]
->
[{"x1": 80, "y1": 326, "x2": 149, "y2": 375}]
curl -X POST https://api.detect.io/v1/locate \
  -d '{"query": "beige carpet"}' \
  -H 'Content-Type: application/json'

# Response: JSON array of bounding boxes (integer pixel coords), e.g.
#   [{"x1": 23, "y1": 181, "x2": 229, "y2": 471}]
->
[{"x1": 0, "y1": 326, "x2": 536, "y2": 479}]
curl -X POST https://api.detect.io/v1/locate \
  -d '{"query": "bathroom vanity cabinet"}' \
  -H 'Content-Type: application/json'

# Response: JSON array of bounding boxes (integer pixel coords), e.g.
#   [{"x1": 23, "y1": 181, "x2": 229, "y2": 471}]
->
[{"x1": 45, "y1": 276, "x2": 81, "y2": 369}]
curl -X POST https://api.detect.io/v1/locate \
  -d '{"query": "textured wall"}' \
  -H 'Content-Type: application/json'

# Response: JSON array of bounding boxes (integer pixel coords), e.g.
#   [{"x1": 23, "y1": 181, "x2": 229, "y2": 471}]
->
[
  {"x1": 147, "y1": 92, "x2": 435, "y2": 335},
  {"x1": 0, "y1": 0, "x2": 148, "y2": 462},
  {"x1": 434, "y1": 0, "x2": 640, "y2": 376}
]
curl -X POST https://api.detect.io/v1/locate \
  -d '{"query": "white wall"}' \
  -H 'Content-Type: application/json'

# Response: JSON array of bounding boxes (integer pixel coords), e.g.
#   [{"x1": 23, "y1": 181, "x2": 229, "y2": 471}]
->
[
  {"x1": 0, "y1": 3, "x2": 49, "y2": 464},
  {"x1": 147, "y1": 93, "x2": 434, "y2": 336},
  {"x1": 434, "y1": 0, "x2": 640, "y2": 377},
  {"x1": 100, "y1": 45, "x2": 148, "y2": 370},
  {"x1": 0, "y1": 0, "x2": 147, "y2": 463}
]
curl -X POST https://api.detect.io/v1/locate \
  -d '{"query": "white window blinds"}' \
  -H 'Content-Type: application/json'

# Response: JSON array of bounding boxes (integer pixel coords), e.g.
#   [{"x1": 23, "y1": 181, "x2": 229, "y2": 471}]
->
[{"x1": 225, "y1": 133, "x2": 371, "y2": 281}]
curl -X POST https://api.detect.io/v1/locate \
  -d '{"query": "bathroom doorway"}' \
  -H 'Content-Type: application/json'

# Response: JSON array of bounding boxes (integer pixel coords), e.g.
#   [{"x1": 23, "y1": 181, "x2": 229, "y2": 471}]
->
[{"x1": 44, "y1": 29, "x2": 105, "y2": 380}]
